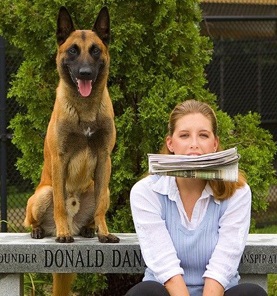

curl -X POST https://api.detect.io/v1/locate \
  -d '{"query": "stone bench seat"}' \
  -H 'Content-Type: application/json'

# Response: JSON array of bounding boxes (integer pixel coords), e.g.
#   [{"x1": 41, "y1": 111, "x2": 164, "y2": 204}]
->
[{"x1": 0, "y1": 233, "x2": 276, "y2": 295}]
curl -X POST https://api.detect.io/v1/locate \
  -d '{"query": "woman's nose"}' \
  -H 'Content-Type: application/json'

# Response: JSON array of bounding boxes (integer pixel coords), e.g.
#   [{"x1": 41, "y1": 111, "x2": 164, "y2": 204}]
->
[{"x1": 190, "y1": 137, "x2": 199, "y2": 148}]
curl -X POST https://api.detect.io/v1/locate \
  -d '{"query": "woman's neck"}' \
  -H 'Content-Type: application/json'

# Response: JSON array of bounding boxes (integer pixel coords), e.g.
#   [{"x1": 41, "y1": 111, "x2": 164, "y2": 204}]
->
[{"x1": 176, "y1": 177, "x2": 206, "y2": 197}]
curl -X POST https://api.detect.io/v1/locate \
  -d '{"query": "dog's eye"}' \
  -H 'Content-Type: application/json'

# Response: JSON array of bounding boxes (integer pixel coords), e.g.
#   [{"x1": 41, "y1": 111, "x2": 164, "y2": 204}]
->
[
  {"x1": 91, "y1": 46, "x2": 101, "y2": 57},
  {"x1": 68, "y1": 46, "x2": 78, "y2": 56}
]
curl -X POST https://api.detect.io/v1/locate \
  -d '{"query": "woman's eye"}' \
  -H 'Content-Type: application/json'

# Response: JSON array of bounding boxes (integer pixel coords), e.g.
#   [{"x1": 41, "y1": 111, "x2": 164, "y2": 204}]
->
[
  {"x1": 200, "y1": 133, "x2": 209, "y2": 138},
  {"x1": 180, "y1": 134, "x2": 189, "y2": 138}
]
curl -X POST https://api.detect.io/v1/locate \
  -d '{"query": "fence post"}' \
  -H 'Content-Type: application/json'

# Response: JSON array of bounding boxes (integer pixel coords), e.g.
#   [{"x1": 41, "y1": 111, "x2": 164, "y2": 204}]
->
[{"x1": 0, "y1": 36, "x2": 7, "y2": 232}]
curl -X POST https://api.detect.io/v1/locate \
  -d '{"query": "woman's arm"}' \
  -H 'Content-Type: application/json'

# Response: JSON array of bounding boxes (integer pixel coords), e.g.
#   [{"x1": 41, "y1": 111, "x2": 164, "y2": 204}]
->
[
  {"x1": 130, "y1": 176, "x2": 184, "y2": 284},
  {"x1": 203, "y1": 184, "x2": 252, "y2": 288},
  {"x1": 203, "y1": 278, "x2": 224, "y2": 296},
  {"x1": 165, "y1": 274, "x2": 190, "y2": 296}
]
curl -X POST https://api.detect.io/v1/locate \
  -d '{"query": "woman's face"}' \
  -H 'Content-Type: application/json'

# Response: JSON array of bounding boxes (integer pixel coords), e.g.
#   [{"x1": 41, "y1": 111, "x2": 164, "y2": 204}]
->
[{"x1": 166, "y1": 113, "x2": 219, "y2": 156}]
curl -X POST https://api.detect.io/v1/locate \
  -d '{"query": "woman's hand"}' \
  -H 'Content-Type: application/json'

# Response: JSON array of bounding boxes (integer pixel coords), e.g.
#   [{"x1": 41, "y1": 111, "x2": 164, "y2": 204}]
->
[
  {"x1": 164, "y1": 274, "x2": 190, "y2": 296},
  {"x1": 203, "y1": 278, "x2": 224, "y2": 296}
]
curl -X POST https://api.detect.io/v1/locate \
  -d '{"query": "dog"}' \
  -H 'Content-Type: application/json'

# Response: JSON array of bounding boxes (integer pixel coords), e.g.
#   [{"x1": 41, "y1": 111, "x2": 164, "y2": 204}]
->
[
  {"x1": 24, "y1": 6, "x2": 119, "y2": 295},
  {"x1": 24, "y1": 6, "x2": 119, "y2": 244}
]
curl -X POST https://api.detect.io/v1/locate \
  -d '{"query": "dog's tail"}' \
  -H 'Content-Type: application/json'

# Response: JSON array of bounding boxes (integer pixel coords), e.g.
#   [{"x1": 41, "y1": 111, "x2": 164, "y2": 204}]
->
[{"x1": 53, "y1": 273, "x2": 76, "y2": 296}]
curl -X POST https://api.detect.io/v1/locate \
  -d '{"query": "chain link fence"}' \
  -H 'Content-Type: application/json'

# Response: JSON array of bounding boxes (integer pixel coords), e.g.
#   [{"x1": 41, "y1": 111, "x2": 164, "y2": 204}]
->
[
  {"x1": 1, "y1": 2, "x2": 277, "y2": 231},
  {"x1": 201, "y1": 2, "x2": 277, "y2": 227},
  {"x1": 1, "y1": 39, "x2": 32, "y2": 232}
]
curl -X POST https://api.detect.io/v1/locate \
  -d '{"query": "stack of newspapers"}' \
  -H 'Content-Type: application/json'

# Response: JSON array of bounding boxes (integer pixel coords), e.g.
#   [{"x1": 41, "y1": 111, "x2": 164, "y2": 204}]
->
[{"x1": 148, "y1": 147, "x2": 240, "y2": 182}]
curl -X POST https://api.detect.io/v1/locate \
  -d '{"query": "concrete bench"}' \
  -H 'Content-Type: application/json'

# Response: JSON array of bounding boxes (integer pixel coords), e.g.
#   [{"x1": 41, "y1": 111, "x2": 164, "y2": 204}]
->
[{"x1": 0, "y1": 233, "x2": 276, "y2": 295}]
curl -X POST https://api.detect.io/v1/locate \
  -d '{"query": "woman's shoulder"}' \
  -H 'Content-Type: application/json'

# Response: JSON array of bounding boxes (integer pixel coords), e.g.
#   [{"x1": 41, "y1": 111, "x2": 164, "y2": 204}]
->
[
  {"x1": 226, "y1": 183, "x2": 252, "y2": 203},
  {"x1": 130, "y1": 175, "x2": 171, "y2": 211},
  {"x1": 236, "y1": 182, "x2": 251, "y2": 196}
]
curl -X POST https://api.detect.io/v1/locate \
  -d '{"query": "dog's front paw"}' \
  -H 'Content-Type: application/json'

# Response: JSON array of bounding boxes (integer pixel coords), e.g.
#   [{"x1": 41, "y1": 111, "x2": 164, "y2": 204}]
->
[
  {"x1": 98, "y1": 233, "x2": 120, "y2": 243},
  {"x1": 80, "y1": 226, "x2": 95, "y2": 238},
  {"x1": 55, "y1": 236, "x2": 74, "y2": 243},
  {"x1": 31, "y1": 227, "x2": 45, "y2": 239}
]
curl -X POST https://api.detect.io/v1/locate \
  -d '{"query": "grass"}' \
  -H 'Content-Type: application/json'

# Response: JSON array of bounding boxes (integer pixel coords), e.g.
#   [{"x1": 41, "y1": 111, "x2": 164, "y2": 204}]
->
[{"x1": 257, "y1": 225, "x2": 277, "y2": 234}]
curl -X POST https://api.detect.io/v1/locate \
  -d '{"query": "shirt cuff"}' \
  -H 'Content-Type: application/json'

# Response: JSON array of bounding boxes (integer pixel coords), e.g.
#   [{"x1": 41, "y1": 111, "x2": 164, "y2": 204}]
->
[
  {"x1": 202, "y1": 270, "x2": 230, "y2": 288},
  {"x1": 157, "y1": 267, "x2": 185, "y2": 284}
]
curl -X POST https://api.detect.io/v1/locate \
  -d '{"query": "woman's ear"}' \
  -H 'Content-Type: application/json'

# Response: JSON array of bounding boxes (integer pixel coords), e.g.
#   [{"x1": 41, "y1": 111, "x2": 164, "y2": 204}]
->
[
  {"x1": 214, "y1": 136, "x2": 219, "y2": 152},
  {"x1": 166, "y1": 136, "x2": 174, "y2": 153}
]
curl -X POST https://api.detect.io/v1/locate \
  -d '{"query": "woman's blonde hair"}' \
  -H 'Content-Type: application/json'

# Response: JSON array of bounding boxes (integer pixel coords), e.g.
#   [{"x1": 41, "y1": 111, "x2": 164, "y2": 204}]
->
[{"x1": 161, "y1": 99, "x2": 246, "y2": 200}]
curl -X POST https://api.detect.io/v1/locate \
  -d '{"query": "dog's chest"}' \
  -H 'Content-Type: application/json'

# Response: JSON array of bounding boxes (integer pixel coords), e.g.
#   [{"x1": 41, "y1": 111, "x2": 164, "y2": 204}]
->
[
  {"x1": 65, "y1": 147, "x2": 96, "y2": 194},
  {"x1": 83, "y1": 126, "x2": 94, "y2": 137},
  {"x1": 78, "y1": 121, "x2": 98, "y2": 138},
  {"x1": 67, "y1": 121, "x2": 98, "y2": 173}
]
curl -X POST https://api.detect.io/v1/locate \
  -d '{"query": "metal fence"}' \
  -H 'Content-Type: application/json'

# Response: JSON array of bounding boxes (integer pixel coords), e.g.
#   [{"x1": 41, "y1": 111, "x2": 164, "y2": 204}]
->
[
  {"x1": 0, "y1": 38, "x2": 32, "y2": 232},
  {"x1": 201, "y1": 6, "x2": 277, "y2": 226},
  {"x1": 1, "y1": 11, "x2": 277, "y2": 231},
  {"x1": 203, "y1": 18, "x2": 277, "y2": 148}
]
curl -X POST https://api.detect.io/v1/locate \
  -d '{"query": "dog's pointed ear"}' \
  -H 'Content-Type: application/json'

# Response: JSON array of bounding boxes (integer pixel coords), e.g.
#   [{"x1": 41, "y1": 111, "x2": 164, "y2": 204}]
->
[
  {"x1": 56, "y1": 6, "x2": 75, "y2": 46},
  {"x1": 92, "y1": 7, "x2": 110, "y2": 46}
]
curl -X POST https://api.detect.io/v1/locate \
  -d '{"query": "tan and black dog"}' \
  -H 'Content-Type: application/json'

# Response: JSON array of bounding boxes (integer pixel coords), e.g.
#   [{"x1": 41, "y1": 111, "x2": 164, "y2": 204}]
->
[
  {"x1": 24, "y1": 6, "x2": 119, "y2": 295},
  {"x1": 24, "y1": 6, "x2": 119, "y2": 245}
]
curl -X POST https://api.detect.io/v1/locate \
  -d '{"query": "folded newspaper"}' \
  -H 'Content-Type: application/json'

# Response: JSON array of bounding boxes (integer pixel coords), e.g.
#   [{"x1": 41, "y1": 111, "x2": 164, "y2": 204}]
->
[{"x1": 148, "y1": 147, "x2": 240, "y2": 182}]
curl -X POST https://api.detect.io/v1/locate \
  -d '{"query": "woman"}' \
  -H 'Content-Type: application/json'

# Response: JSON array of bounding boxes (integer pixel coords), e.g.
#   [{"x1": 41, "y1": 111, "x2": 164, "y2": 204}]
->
[{"x1": 125, "y1": 100, "x2": 267, "y2": 296}]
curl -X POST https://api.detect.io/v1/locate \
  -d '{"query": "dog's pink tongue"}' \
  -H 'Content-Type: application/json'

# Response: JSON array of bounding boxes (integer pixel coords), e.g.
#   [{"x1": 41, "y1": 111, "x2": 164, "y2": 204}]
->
[{"x1": 77, "y1": 80, "x2": 92, "y2": 97}]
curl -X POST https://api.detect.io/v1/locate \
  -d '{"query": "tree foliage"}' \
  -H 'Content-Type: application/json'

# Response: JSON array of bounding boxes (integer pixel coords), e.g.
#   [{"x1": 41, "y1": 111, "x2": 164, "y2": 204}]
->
[
  {"x1": 0, "y1": 0, "x2": 276, "y2": 294},
  {"x1": 1, "y1": 0, "x2": 276, "y2": 224}
]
